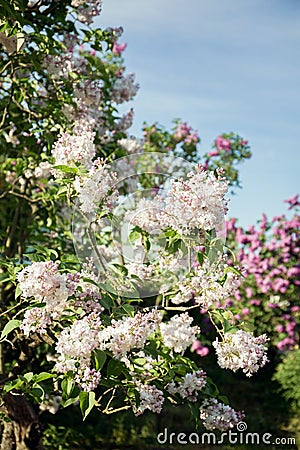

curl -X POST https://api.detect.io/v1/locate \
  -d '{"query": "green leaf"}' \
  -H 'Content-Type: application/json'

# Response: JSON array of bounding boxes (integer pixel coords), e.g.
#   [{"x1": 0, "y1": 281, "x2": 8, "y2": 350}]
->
[
  {"x1": 122, "y1": 304, "x2": 135, "y2": 317},
  {"x1": 0, "y1": 319, "x2": 21, "y2": 341},
  {"x1": 30, "y1": 384, "x2": 45, "y2": 402},
  {"x1": 3, "y1": 378, "x2": 25, "y2": 394},
  {"x1": 107, "y1": 359, "x2": 124, "y2": 378},
  {"x1": 79, "y1": 391, "x2": 95, "y2": 420},
  {"x1": 111, "y1": 264, "x2": 128, "y2": 276},
  {"x1": 0, "y1": 272, "x2": 11, "y2": 283},
  {"x1": 53, "y1": 165, "x2": 78, "y2": 173},
  {"x1": 94, "y1": 350, "x2": 106, "y2": 371},
  {"x1": 63, "y1": 395, "x2": 80, "y2": 408},
  {"x1": 34, "y1": 372, "x2": 54, "y2": 383},
  {"x1": 128, "y1": 229, "x2": 141, "y2": 243},
  {"x1": 23, "y1": 372, "x2": 34, "y2": 382},
  {"x1": 62, "y1": 378, "x2": 74, "y2": 397},
  {"x1": 15, "y1": 285, "x2": 22, "y2": 299}
]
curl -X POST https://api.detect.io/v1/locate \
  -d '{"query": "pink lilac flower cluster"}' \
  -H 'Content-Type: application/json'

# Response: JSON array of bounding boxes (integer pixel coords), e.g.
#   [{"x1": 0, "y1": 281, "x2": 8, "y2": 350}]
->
[
  {"x1": 97, "y1": 309, "x2": 162, "y2": 359},
  {"x1": 166, "y1": 370, "x2": 207, "y2": 402},
  {"x1": 112, "y1": 42, "x2": 127, "y2": 55},
  {"x1": 173, "y1": 122, "x2": 199, "y2": 145},
  {"x1": 133, "y1": 382, "x2": 164, "y2": 416},
  {"x1": 215, "y1": 136, "x2": 231, "y2": 152},
  {"x1": 191, "y1": 340, "x2": 210, "y2": 357},
  {"x1": 226, "y1": 200, "x2": 299, "y2": 350},
  {"x1": 213, "y1": 330, "x2": 269, "y2": 377},
  {"x1": 200, "y1": 398, "x2": 244, "y2": 431},
  {"x1": 160, "y1": 313, "x2": 200, "y2": 354}
]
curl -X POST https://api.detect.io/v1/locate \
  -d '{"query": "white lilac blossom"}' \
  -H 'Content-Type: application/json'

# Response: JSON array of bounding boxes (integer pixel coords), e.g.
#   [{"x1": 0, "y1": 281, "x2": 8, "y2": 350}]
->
[
  {"x1": 115, "y1": 108, "x2": 135, "y2": 132},
  {"x1": 17, "y1": 261, "x2": 69, "y2": 318},
  {"x1": 39, "y1": 395, "x2": 62, "y2": 415},
  {"x1": 166, "y1": 370, "x2": 207, "y2": 402},
  {"x1": 55, "y1": 313, "x2": 101, "y2": 373},
  {"x1": 160, "y1": 313, "x2": 200, "y2": 354},
  {"x1": 71, "y1": 0, "x2": 102, "y2": 24},
  {"x1": 20, "y1": 308, "x2": 51, "y2": 337},
  {"x1": 43, "y1": 53, "x2": 75, "y2": 80},
  {"x1": 34, "y1": 161, "x2": 52, "y2": 179},
  {"x1": 74, "y1": 366, "x2": 101, "y2": 391},
  {"x1": 171, "y1": 257, "x2": 239, "y2": 308},
  {"x1": 212, "y1": 330, "x2": 269, "y2": 377},
  {"x1": 163, "y1": 165, "x2": 228, "y2": 234},
  {"x1": 126, "y1": 262, "x2": 155, "y2": 280},
  {"x1": 112, "y1": 73, "x2": 139, "y2": 104},
  {"x1": 17, "y1": 260, "x2": 60, "y2": 299},
  {"x1": 118, "y1": 137, "x2": 142, "y2": 154},
  {"x1": 73, "y1": 159, "x2": 118, "y2": 219},
  {"x1": 200, "y1": 398, "x2": 244, "y2": 431},
  {"x1": 125, "y1": 197, "x2": 165, "y2": 235},
  {"x1": 51, "y1": 128, "x2": 96, "y2": 168},
  {"x1": 97, "y1": 310, "x2": 162, "y2": 359},
  {"x1": 133, "y1": 382, "x2": 164, "y2": 416}
]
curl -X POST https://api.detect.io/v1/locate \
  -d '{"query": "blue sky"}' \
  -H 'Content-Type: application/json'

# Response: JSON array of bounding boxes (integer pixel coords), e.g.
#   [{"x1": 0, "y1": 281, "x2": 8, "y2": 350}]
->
[{"x1": 96, "y1": 0, "x2": 300, "y2": 227}]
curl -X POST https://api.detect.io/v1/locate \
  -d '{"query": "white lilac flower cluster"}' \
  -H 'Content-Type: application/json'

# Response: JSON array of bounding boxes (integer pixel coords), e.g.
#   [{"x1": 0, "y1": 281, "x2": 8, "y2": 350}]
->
[
  {"x1": 55, "y1": 313, "x2": 101, "y2": 373},
  {"x1": 126, "y1": 262, "x2": 155, "y2": 280},
  {"x1": 125, "y1": 197, "x2": 165, "y2": 235},
  {"x1": 115, "y1": 108, "x2": 135, "y2": 132},
  {"x1": 213, "y1": 330, "x2": 269, "y2": 377},
  {"x1": 97, "y1": 309, "x2": 162, "y2": 359},
  {"x1": 74, "y1": 366, "x2": 101, "y2": 392},
  {"x1": 20, "y1": 308, "x2": 52, "y2": 337},
  {"x1": 34, "y1": 161, "x2": 52, "y2": 179},
  {"x1": 44, "y1": 53, "x2": 76, "y2": 80},
  {"x1": 163, "y1": 165, "x2": 228, "y2": 234},
  {"x1": 167, "y1": 370, "x2": 207, "y2": 402},
  {"x1": 118, "y1": 137, "x2": 142, "y2": 154},
  {"x1": 125, "y1": 165, "x2": 228, "y2": 237},
  {"x1": 73, "y1": 159, "x2": 118, "y2": 219},
  {"x1": 71, "y1": 0, "x2": 103, "y2": 24},
  {"x1": 200, "y1": 398, "x2": 244, "y2": 431},
  {"x1": 133, "y1": 382, "x2": 164, "y2": 416},
  {"x1": 112, "y1": 73, "x2": 139, "y2": 104},
  {"x1": 17, "y1": 261, "x2": 103, "y2": 331},
  {"x1": 17, "y1": 261, "x2": 70, "y2": 320},
  {"x1": 39, "y1": 395, "x2": 62, "y2": 415},
  {"x1": 171, "y1": 257, "x2": 239, "y2": 308},
  {"x1": 160, "y1": 313, "x2": 200, "y2": 354},
  {"x1": 51, "y1": 126, "x2": 95, "y2": 168}
]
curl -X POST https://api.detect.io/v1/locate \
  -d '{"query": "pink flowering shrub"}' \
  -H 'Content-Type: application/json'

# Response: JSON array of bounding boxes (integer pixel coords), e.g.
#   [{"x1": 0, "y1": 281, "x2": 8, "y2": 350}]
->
[{"x1": 225, "y1": 198, "x2": 300, "y2": 351}]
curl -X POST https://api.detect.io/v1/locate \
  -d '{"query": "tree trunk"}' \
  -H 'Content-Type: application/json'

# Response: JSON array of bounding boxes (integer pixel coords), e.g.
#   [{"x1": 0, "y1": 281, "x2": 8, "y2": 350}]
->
[{"x1": 0, "y1": 393, "x2": 43, "y2": 450}]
